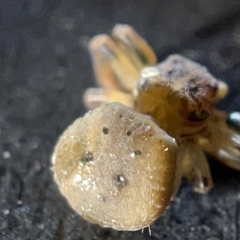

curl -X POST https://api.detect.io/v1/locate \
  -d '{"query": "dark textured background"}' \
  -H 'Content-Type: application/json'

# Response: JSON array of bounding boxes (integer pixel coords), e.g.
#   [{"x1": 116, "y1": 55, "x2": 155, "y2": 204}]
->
[{"x1": 1, "y1": 1, "x2": 240, "y2": 239}]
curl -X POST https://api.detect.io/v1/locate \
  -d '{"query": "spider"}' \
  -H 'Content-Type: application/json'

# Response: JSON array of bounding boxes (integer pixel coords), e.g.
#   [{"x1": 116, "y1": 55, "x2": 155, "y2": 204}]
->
[
  {"x1": 52, "y1": 24, "x2": 240, "y2": 231},
  {"x1": 84, "y1": 24, "x2": 240, "y2": 190}
]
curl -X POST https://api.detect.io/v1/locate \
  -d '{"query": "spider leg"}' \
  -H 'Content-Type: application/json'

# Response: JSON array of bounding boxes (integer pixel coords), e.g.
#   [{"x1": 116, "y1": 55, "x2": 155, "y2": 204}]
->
[
  {"x1": 88, "y1": 25, "x2": 157, "y2": 92},
  {"x1": 197, "y1": 110, "x2": 240, "y2": 170},
  {"x1": 178, "y1": 141, "x2": 213, "y2": 194},
  {"x1": 89, "y1": 34, "x2": 139, "y2": 92},
  {"x1": 85, "y1": 35, "x2": 137, "y2": 109},
  {"x1": 171, "y1": 154, "x2": 182, "y2": 199},
  {"x1": 83, "y1": 87, "x2": 133, "y2": 110},
  {"x1": 86, "y1": 25, "x2": 157, "y2": 109},
  {"x1": 88, "y1": 35, "x2": 121, "y2": 90},
  {"x1": 112, "y1": 24, "x2": 157, "y2": 69}
]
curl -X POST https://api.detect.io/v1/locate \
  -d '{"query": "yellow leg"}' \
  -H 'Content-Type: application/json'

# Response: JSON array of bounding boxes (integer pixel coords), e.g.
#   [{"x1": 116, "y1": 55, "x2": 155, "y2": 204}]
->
[
  {"x1": 197, "y1": 110, "x2": 240, "y2": 170},
  {"x1": 112, "y1": 24, "x2": 157, "y2": 68},
  {"x1": 89, "y1": 35, "x2": 139, "y2": 92},
  {"x1": 88, "y1": 35, "x2": 122, "y2": 91},
  {"x1": 179, "y1": 141, "x2": 213, "y2": 194},
  {"x1": 83, "y1": 88, "x2": 133, "y2": 110},
  {"x1": 88, "y1": 25, "x2": 157, "y2": 93}
]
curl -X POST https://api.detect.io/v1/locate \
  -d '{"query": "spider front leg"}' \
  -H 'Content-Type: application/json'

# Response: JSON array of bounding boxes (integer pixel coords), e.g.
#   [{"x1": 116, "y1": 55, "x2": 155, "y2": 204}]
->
[
  {"x1": 178, "y1": 141, "x2": 213, "y2": 194},
  {"x1": 84, "y1": 24, "x2": 157, "y2": 109},
  {"x1": 84, "y1": 87, "x2": 134, "y2": 109}
]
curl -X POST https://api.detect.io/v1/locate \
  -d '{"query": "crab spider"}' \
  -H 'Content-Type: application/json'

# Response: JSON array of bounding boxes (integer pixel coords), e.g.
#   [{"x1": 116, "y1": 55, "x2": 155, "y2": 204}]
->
[
  {"x1": 52, "y1": 24, "x2": 240, "y2": 231},
  {"x1": 84, "y1": 24, "x2": 240, "y2": 189}
]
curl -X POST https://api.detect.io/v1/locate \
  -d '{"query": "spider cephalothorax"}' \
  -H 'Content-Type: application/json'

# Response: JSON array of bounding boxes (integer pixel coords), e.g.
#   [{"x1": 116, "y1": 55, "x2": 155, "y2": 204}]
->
[
  {"x1": 135, "y1": 55, "x2": 224, "y2": 137},
  {"x1": 52, "y1": 24, "x2": 240, "y2": 231}
]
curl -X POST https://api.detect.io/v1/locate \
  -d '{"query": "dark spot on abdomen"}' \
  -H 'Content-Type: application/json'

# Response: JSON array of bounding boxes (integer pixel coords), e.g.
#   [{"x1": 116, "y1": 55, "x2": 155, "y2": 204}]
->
[
  {"x1": 103, "y1": 127, "x2": 109, "y2": 134},
  {"x1": 114, "y1": 174, "x2": 127, "y2": 187},
  {"x1": 134, "y1": 150, "x2": 142, "y2": 155},
  {"x1": 81, "y1": 151, "x2": 94, "y2": 164}
]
